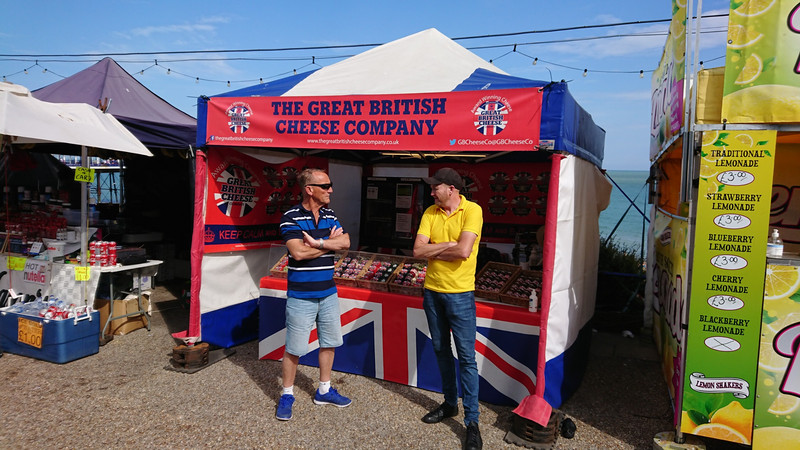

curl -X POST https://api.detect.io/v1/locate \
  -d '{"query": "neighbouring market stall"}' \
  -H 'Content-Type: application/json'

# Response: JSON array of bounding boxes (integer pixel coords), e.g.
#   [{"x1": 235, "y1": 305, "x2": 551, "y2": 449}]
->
[
  {"x1": 0, "y1": 80, "x2": 153, "y2": 362},
  {"x1": 184, "y1": 29, "x2": 611, "y2": 414},
  {"x1": 649, "y1": 1, "x2": 800, "y2": 447}
]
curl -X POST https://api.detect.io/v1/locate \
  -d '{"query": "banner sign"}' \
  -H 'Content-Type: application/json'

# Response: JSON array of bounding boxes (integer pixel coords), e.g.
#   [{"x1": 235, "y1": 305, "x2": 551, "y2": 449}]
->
[
  {"x1": 203, "y1": 148, "x2": 328, "y2": 253},
  {"x1": 204, "y1": 89, "x2": 542, "y2": 152},
  {"x1": 682, "y1": 130, "x2": 777, "y2": 444},
  {"x1": 753, "y1": 262, "x2": 800, "y2": 447},
  {"x1": 650, "y1": 1, "x2": 686, "y2": 160},
  {"x1": 652, "y1": 211, "x2": 689, "y2": 425},
  {"x1": 429, "y1": 162, "x2": 548, "y2": 243},
  {"x1": 722, "y1": 0, "x2": 800, "y2": 122}
]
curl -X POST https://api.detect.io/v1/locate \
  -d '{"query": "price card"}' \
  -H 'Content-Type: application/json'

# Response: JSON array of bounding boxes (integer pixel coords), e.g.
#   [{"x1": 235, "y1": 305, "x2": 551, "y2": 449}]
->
[
  {"x1": 74, "y1": 266, "x2": 90, "y2": 281},
  {"x1": 8, "y1": 256, "x2": 26, "y2": 271},
  {"x1": 74, "y1": 167, "x2": 95, "y2": 183},
  {"x1": 18, "y1": 317, "x2": 43, "y2": 349},
  {"x1": 29, "y1": 242, "x2": 43, "y2": 255}
]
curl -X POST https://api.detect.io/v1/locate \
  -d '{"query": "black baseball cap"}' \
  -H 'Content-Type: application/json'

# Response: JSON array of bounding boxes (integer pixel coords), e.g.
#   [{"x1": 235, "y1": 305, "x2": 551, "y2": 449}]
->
[{"x1": 423, "y1": 168, "x2": 464, "y2": 190}]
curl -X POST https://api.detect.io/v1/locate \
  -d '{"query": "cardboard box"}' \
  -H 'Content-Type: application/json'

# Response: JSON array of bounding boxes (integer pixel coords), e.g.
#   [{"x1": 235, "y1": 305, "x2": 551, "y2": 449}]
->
[
  {"x1": 94, "y1": 293, "x2": 150, "y2": 336},
  {"x1": 0, "y1": 309, "x2": 100, "y2": 363}
]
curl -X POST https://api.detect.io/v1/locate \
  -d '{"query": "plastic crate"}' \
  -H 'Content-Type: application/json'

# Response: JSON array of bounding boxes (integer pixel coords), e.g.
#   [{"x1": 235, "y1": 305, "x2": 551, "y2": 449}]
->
[
  {"x1": 475, "y1": 262, "x2": 520, "y2": 301},
  {"x1": 0, "y1": 308, "x2": 100, "y2": 364},
  {"x1": 388, "y1": 258, "x2": 427, "y2": 297},
  {"x1": 499, "y1": 270, "x2": 543, "y2": 308}
]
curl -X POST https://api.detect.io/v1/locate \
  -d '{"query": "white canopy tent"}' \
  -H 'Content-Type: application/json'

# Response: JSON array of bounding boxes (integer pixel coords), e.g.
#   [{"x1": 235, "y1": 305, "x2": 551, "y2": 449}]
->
[{"x1": 0, "y1": 81, "x2": 151, "y2": 304}]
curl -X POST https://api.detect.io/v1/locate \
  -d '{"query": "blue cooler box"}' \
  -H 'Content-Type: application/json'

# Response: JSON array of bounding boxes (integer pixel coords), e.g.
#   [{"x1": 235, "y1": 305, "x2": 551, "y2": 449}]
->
[{"x1": 0, "y1": 309, "x2": 100, "y2": 363}]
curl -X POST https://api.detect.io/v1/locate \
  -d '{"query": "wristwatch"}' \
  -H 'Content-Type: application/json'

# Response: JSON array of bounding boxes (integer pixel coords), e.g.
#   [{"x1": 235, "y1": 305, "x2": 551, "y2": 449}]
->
[{"x1": 318, "y1": 238, "x2": 324, "y2": 249}]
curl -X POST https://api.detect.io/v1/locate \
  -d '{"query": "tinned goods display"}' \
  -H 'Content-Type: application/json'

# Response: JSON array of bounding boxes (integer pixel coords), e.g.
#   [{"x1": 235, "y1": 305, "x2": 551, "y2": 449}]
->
[{"x1": 89, "y1": 241, "x2": 117, "y2": 267}]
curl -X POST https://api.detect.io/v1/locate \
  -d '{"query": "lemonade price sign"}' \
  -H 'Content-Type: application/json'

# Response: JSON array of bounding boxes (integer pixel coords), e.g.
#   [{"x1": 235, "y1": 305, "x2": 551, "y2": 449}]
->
[
  {"x1": 682, "y1": 130, "x2": 777, "y2": 445},
  {"x1": 74, "y1": 167, "x2": 95, "y2": 183}
]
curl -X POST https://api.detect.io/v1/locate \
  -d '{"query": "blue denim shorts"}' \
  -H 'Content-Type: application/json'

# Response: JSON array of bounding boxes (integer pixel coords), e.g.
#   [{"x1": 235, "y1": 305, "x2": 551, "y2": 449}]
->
[{"x1": 285, "y1": 293, "x2": 343, "y2": 357}]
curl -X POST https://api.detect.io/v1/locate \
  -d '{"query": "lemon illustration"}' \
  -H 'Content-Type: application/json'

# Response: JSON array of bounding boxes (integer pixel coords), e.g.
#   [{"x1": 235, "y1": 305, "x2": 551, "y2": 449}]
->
[
  {"x1": 710, "y1": 401, "x2": 753, "y2": 440},
  {"x1": 732, "y1": 0, "x2": 776, "y2": 17},
  {"x1": 701, "y1": 130, "x2": 719, "y2": 147},
  {"x1": 680, "y1": 410, "x2": 697, "y2": 432},
  {"x1": 752, "y1": 426, "x2": 800, "y2": 448},
  {"x1": 724, "y1": 85, "x2": 800, "y2": 122},
  {"x1": 759, "y1": 340, "x2": 788, "y2": 373},
  {"x1": 693, "y1": 422, "x2": 749, "y2": 443},
  {"x1": 767, "y1": 393, "x2": 800, "y2": 416},
  {"x1": 702, "y1": 178, "x2": 723, "y2": 195},
  {"x1": 727, "y1": 24, "x2": 763, "y2": 49},
  {"x1": 699, "y1": 162, "x2": 718, "y2": 179},
  {"x1": 735, "y1": 133, "x2": 754, "y2": 148},
  {"x1": 763, "y1": 265, "x2": 800, "y2": 300},
  {"x1": 734, "y1": 53, "x2": 763, "y2": 85}
]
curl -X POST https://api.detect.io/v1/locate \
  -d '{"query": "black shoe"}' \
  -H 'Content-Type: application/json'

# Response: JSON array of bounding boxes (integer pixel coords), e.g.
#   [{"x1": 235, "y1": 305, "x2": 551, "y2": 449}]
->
[
  {"x1": 421, "y1": 401, "x2": 458, "y2": 423},
  {"x1": 464, "y1": 422, "x2": 482, "y2": 450}
]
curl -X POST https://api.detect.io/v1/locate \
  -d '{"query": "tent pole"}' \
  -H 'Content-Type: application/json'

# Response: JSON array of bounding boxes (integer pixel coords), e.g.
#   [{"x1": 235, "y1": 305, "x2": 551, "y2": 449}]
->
[{"x1": 81, "y1": 146, "x2": 89, "y2": 306}]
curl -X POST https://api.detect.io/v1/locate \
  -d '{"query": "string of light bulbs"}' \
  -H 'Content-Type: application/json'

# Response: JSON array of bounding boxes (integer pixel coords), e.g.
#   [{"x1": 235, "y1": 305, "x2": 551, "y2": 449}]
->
[{"x1": 1, "y1": 14, "x2": 731, "y2": 86}]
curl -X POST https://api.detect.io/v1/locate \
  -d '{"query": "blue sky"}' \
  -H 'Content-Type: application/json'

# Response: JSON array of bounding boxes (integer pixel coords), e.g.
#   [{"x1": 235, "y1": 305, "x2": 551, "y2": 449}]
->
[{"x1": 0, "y1": 0, "x2": 732, "y2": 170}]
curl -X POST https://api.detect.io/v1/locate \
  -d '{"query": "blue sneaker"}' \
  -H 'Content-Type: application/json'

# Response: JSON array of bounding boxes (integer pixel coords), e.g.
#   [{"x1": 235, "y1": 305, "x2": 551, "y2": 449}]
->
[
  {"x1": 276, "y1": 394, "x2": 295, "y2": 420},
  {"x1": 313, "y1": 387, "x2": 352, "y2": 407}
]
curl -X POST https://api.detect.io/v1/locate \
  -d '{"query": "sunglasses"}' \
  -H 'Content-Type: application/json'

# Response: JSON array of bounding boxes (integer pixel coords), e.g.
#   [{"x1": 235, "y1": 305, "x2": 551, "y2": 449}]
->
[{"x1": 307, "y1": 183, "x2": 333, "y2": 190}]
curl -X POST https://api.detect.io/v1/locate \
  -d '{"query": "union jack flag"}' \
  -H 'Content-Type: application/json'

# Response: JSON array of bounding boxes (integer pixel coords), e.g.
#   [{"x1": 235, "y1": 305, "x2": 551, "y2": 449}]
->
[
  {"x1": 258, "y1": 281, "x2": 540, "y2": 405},
  {"x1": 474, "y1": 101, "x2": 508, "y2": 136},
  {"x1": 226, "y1": 103, "x2": 252, "y2": 133},
  {"x1": 214, "y1": 165, "x2": 259, "y2": 218}
]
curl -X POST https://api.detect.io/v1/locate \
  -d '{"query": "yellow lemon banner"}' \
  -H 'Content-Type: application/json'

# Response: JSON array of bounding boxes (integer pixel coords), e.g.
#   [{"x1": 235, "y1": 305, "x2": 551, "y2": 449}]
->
[
  {"x1": 682, "y1": 130, "x2": 777, "y2": 444},
  {"x1": 722, "y1": 0, "x2": 800, "y2": 122},
  {"x1": 650, "y1": 1, "x2": 687, "y2": 160},
  {"x1": 754, "y1": 263, "x2": 800, "y2": 448}
]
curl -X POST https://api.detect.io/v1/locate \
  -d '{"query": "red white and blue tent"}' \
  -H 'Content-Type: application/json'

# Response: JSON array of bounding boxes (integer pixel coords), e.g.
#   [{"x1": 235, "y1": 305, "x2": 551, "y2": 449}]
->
[{"x1": 186, "y1": 29, "x2": 611, "y2": 417}]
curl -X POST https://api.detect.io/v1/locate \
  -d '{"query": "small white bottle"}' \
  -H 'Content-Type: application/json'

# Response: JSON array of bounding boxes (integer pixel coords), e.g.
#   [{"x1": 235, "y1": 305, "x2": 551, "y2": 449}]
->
[
  {"x1": 767, "y1": 228, "x2": 784, "y2": 257},
  {"x1": 528, "y1": 289, "x2": 539, "y2": 313}
]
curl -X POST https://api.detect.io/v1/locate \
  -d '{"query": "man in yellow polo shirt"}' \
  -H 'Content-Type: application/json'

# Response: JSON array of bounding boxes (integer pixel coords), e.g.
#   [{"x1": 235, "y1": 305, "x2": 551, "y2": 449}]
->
[{"x1": 413, "y1": 167, "x2": 484, "y2": 450}]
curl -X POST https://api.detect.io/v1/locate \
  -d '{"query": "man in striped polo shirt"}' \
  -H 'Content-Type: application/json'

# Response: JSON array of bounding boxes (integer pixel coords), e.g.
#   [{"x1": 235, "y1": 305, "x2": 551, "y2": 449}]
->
[{"x1": 276, "y1": 168, "x2": 352, "y2": 421}]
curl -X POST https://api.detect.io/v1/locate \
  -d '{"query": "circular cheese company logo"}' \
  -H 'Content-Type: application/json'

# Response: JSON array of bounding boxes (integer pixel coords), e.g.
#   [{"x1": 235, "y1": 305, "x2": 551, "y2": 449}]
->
[
  {"x1": 226, "y1": 102, "x2": 252, "y2": 134},
  {"x1": 489, "y1": 171, "x2": 509, "y2": 192},
  {"x1": 488, "y1": 195, "x2": 509, "y2": 216},
  {"x1": 204, "y1": 227, "x2": 215, "y2": 243},
  {"x1": 214, "y1": 164, "x2": 260, "y2": 218},
  {"x1": 473, "y1": 96, "x2": 511, "y2": 136}
]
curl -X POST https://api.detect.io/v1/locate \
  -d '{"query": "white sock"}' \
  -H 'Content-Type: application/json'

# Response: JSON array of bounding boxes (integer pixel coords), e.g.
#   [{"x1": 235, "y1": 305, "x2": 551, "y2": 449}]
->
[
  {"x1": 282, "y1": 386, "x2": 294, "y2": 396},
  {"x1": 318, "y1": 380, "x2": 331, "y2": 394}
]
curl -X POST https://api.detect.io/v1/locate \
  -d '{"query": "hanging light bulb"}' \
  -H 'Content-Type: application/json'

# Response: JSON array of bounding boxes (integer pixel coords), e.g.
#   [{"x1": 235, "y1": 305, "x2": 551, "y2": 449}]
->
[
  {"x1": 167, "y1": 68, "x2": 171, "y2": 75},
  {"x1": 293, "y1": 69, "x2": 297, "y2": 75},
  {"x1": 583, "y1": 69, "x2": 588, "y2": 77},
  {"x1": 533, "y1": 57, "x2": 538, "y2": 65},
  {"x1": 640, "y1": 70, "x2": 644, "y2": 78},
  {"x1": 699, "y1": 61, "x2": 704, "y2": 70},
  {"x1": 259, "y1": 78, "x2": 263, "y2": 84},
  {"x1": 2, "y1": 76, "x2": 5, "y2": 82},
  {"x1": 42, "y1": 68, "x2": 47, "y2": 74},
  {"x1": 24, "y1": 68, "x2": 28, "y2": 74},
  {"x1": 227, "y1": 81, "x2": 230, "y2": 87},
  {"x1": 489, "y1": 59, "x2": 494, "y2": 65},
  {"x1": 195, "y1": 77, "x2": 199, "y2": 84},
  {"x1": 140, "y1": 70, "x2": 144, "y2": 75}
]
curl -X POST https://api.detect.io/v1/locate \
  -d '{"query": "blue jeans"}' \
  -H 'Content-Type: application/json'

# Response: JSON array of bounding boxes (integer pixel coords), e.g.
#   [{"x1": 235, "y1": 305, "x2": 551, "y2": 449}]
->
[{"x1": 422, "y1": 289, "x2": 479, "y2": 425}]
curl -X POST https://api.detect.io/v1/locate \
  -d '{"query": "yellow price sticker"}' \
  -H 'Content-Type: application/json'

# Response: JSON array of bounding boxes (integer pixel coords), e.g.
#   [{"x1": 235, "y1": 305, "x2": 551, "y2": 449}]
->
[
  {"x1": 74, "y1": 167, "x2": 95, "y2": 183},
  {"x1": 18, "y1": 317, "x2": 43, "y2": 349},
  {"x1": 8, "y1": 256, "x2": 26, "y2": 271},
  {"x1": 74, "y1": 266, "x2": 90, "y2": 281}
]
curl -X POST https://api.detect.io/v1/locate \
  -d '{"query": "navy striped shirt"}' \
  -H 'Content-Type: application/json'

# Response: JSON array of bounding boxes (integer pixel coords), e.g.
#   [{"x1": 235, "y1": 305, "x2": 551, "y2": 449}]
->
[{"x1": 280, "y1": 204, "x2": 342, "y2": 299}]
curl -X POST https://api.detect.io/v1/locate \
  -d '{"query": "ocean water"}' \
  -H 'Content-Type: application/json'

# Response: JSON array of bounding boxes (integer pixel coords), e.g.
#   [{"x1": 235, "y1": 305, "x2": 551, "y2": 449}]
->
[{"x1": 599, "y1": 170, "x2": 650, "y2": 255}]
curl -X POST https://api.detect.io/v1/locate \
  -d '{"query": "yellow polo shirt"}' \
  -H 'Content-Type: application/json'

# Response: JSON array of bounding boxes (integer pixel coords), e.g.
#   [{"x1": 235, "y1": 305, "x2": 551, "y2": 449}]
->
[{"x1": 417, "y1": 195, "x2": 483, "y2": 293}]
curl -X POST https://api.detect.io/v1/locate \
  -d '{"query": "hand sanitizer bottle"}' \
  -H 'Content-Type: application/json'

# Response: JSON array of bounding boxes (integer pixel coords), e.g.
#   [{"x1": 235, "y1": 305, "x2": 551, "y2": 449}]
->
[{"x1": 767, "y1": 228, "x2": 784, "y2": 257}]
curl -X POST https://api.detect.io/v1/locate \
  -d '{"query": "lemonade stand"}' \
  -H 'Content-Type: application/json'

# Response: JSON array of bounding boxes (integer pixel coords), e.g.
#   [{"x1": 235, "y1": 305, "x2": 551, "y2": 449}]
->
[{"x1": 649, "y1": 0, "x2": 800, "y2": 447}]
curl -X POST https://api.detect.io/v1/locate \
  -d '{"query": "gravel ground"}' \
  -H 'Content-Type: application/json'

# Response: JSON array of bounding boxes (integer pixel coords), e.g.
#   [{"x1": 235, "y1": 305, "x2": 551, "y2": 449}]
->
[{"x1": 0, "y1": 283, "x2": 740, "y2": 449}]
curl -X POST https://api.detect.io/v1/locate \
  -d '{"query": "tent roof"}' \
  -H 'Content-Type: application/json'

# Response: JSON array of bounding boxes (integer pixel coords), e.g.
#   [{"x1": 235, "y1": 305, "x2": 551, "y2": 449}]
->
[
  {"x1": 33, "y1": 58, "x2": 196, "y2": 150},
  {"x1": 200, "y1": 28, "x2": 605, "y2": 167},
  {"x1": 1, "y1": 81, "x2": 151, "y2": 156}
]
